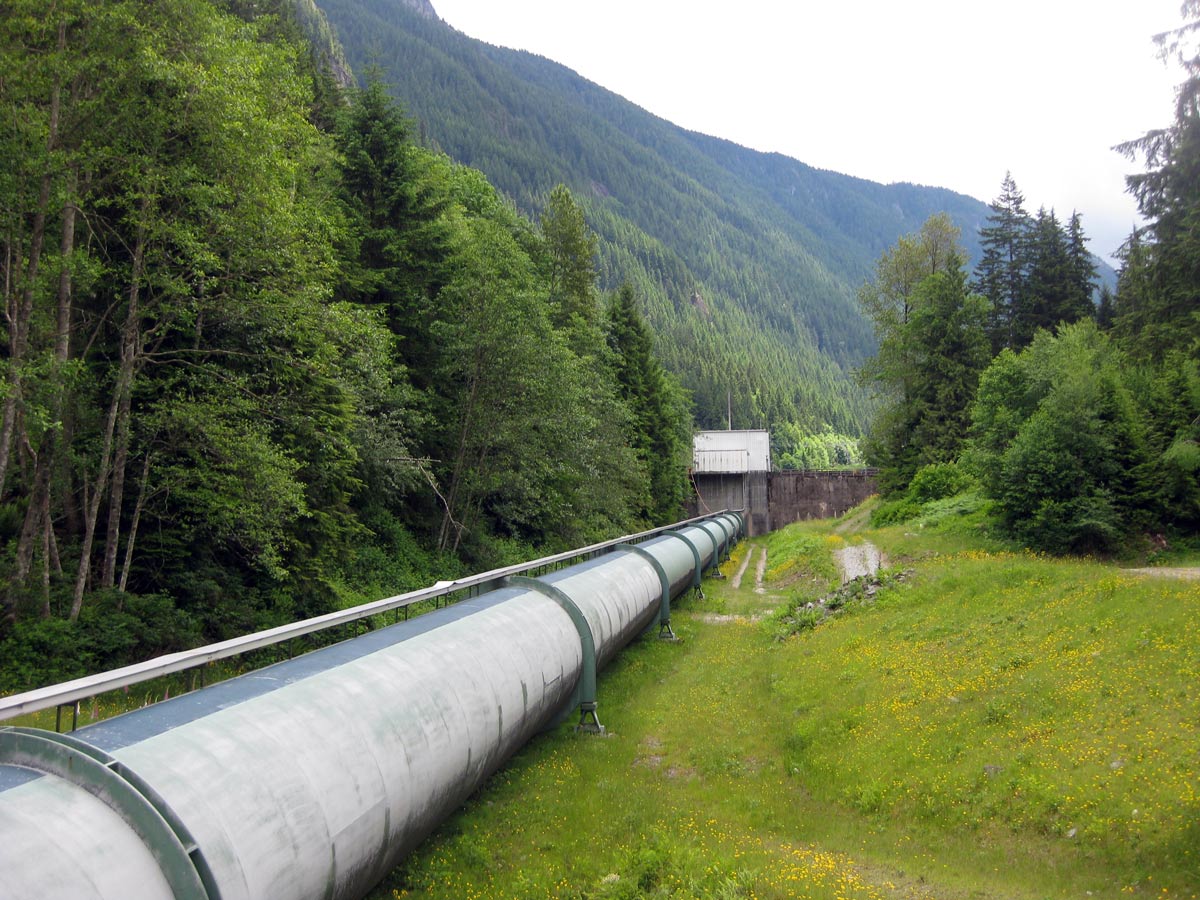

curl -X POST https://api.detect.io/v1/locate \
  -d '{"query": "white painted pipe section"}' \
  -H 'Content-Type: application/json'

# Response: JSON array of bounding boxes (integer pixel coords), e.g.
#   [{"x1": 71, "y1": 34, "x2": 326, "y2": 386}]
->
[
  {"x1": 0, "y1": 517, "x2": 734, "y2": 900},
  {"x1": 544, "y1": 553, "x2": 662, "y2": 668}
]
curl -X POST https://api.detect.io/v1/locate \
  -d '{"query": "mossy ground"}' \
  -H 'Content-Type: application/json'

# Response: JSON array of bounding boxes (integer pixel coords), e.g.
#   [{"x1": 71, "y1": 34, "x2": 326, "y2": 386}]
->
[{"x1": 370, "y1": 504, "x2": 1199, "y2": 899}]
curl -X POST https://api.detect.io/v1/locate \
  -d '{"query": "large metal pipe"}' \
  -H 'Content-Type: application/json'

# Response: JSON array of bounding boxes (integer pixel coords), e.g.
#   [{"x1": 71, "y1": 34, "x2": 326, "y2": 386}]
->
[{"x1": 0, "y1": 515, "x2": 735, "y2": 900}]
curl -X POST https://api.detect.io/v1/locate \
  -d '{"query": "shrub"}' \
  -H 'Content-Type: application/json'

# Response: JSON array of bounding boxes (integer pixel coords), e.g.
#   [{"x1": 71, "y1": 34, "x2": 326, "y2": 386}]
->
[
  {"x1": 870, "y1": 497, "x2": 921, "y2": 526},
  {"x1": 870, "y1": 462, "x2": 977, "y2": 527},
  {"x1": 907, "y1": 462, "x2": 974, "y2": 503},
  {"x1": 0, "y1": 592, "x2": 202, "y2": 695}
]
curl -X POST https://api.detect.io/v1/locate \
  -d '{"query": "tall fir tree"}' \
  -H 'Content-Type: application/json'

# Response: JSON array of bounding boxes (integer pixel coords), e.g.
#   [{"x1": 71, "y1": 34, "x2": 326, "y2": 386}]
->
[
  {"x1": 1066, "y1": 211, "x2": 1099, "y2": 318},
  {"x1": 1024, "y1": 207, "x2": 1095, "y2": 340},
  {"x1": 606, "y1": 283, "x2": 690, "y2": 522},
  {"x1": 1113, "y1": 3, "x2": 1200, "y2": 359},
  {"x1": 335, "y1": 70, "x2": 450, "y2": 388},
  {"x1": 860, "y1": 218, "x2": 990, "y2": 493},
  {"x1": 540, "y1": 184, "x2": 599, "y2": 331},
  {"x1": 973, "y1": 173, "x2": 1032, "y2": 353}
]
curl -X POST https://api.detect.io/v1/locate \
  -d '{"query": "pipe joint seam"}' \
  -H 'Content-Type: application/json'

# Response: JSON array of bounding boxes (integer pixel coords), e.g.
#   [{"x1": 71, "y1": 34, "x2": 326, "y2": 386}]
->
[
  {"x1": 502, "y1": 576, "x2": 598, "y2": 719},
  {"x1": 659, "y1": 530, "x2": 704, "y2": 588},
  {"x1": 0, "y1": 726, "x2": 219, "y2": 900},
  {"x1": 614, "y1": 544, "x2": 674, "y2": 635}
]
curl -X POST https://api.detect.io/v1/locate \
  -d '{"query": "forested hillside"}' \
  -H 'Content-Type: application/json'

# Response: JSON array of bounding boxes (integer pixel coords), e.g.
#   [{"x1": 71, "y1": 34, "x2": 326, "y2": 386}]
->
[
  {"x1": 0, "y1": 0, "x2": 690, "y2": 690},
  {"x1": 311, "y1": 0, "x2": 1009, "y2": 434}
]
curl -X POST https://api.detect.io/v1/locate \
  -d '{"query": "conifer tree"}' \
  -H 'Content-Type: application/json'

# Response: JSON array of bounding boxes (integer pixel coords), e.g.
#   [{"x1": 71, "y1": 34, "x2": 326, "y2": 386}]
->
[
  {"x1": 1114, "y1": 1, "x2": 1200, "y2": 359},
  {"x1": 540, "y1": 184, "x2": 599, "y2": 330},
  {"x1": 335, "y1": 71, "x2": 449, "y2": 386},
  {"x1": 973, "y1": 173, "x2": 1032, "y2": 353},
  {"x1": 1025, "y1": 207, "x2": 1090, "y2": 341},
  {"x1": 607, "y1": 283, "x2": 690, "y2": 522},
  {"x1": 860, "y1": 218, "x2": 990, "y2": 493},
  {"x1": 1067, "y1": 211, "x2": 1099, "y2": 319}
]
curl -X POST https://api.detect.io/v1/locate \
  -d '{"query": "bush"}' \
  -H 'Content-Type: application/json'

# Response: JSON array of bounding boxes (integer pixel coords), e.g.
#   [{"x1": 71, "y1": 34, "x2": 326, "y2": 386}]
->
[
  {"x1": 970, "y1": 323, "x2": 1162, "y2": 556},
  {"x1": 871, "y1": 497, "x2": 922, "y2": 526},
  {"x1": 0, "y1": 592, "x2": 202, "y2": 695},
  {"x1": 870, "y1": 462, "x2": 975, "y2": 526},
  {"x1": 907, "y1": 462, "x2": 974, "y2": 504},
  {"x1": 0, "y1": 617, "x2": 86, "y2": 695}
]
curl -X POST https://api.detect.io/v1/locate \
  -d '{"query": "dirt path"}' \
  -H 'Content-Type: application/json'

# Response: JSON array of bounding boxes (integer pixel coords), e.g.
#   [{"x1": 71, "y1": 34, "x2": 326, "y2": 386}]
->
[
  {"x1": 835, "y1": 542, "x2": 882, "y2": 584},
  {"x1": 754, "y1": 547, "x2": 768, "y2": 594},
  {"x1": 834, "y1": 504, "x2": 873, "y2": 535},
  {"x1": 1122, "y1": 567, "x2": 1200, "y2": 580},
  {"x1": 730, "y1": 546, "x2": 755, "y2": 590}
]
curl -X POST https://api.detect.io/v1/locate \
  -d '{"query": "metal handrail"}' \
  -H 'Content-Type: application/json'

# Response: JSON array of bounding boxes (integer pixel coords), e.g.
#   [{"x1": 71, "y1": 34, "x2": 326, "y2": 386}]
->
[{"x1": 0, "y1": 511, "x2": 740, "y2": 723}]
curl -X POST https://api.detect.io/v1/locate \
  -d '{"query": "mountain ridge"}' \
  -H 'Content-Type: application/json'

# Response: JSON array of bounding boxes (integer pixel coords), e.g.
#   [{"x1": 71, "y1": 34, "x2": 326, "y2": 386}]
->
[{"x1": 309, "y1": 0, "x2": 1107, "y2": 433}]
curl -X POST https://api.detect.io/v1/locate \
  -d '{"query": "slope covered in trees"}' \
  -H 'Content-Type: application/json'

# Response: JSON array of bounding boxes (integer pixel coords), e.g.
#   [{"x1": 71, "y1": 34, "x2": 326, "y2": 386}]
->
[
  {"x1": 311, "y1": 0, "x2": 1012, "y2": 435},
  {"x1": 0, "y1": 0, "x2": 692, "y2": 690}
]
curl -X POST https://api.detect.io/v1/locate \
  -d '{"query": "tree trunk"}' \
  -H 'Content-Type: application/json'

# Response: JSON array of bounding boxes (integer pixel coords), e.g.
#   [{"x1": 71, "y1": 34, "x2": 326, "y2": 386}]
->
[
  {"x1": 118, "y1": 453, "x2": 152, "y2": 597},
  {"x1": 0, "y1": 23, "x2": 64, "y2": 501},
  {"x1": 0, "y1": 173, "x2": 51, "y2": 501},
  {"x1": 11, "y1": 166, "x2": 80, "y2": 600},
  {"x1": 71, "y1": 383, "x2": 120, "y2": 620},
  {"x1": 438, "y1": 358, "x2": 481, "y2": 553},
  {"x1": 13, "y1": 446, "x2": 46, "y2": 590},
  {"x1": 40, "y1": 486, "x2": 52, "y2": 617},
  {"x1": 101, "y1": 380, "x2": 133, "y2": 589},
  {"x1": 101, "y1": 191, "x2": 145, "y2": 589},
  {"x1": 72, "y1": 201, "x2": 145, "y2": 621}
]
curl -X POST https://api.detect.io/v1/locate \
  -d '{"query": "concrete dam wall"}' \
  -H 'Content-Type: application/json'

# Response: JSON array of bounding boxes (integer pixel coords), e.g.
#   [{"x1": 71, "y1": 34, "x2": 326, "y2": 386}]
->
[{"x1": 691, "y1": 470, "x2": 878, "y2": 536}]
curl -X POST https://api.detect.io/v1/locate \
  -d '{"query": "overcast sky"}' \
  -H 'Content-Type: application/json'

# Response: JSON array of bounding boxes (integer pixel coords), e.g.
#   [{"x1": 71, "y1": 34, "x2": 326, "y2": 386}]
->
[{"x1": 430, "y1": 0, "x2": 1186, "y2": 265}]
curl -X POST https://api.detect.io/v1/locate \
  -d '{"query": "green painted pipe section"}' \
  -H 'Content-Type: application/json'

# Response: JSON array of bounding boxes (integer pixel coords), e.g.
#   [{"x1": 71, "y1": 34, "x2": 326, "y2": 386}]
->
[
  {"x1": 710, "y1": 517, "x2": 732, "y2": 561},
  {"x1": 694, "y1": 522, "x2": 721, "y2": 574},
  {"x1": 615, "y1": 544, "x2": 673, "y2": 632},
  {"x1": 0, "y1": 727, "x2": 215, "y2": 900},
  {"x1": 503, "y1": 576, "x2": 598, "y2": 726},
  {"x1": 660, "y1": 530, "x2": 703, "y2": 588}
]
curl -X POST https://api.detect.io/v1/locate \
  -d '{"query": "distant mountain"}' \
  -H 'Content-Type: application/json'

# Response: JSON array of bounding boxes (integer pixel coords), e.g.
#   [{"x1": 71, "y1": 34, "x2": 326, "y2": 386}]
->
[{"x1": 308, "y1": 0, "x2": 1086, "y2": 434}]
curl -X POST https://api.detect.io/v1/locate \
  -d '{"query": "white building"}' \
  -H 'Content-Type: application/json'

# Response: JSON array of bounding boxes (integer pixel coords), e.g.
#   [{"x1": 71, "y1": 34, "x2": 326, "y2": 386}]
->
[
  {"x1": 691, "y1": 430, "x2": 771, "y2": 534},
  {"x1": 692, "y1": 429, "x2": 771, "y2": 474}
]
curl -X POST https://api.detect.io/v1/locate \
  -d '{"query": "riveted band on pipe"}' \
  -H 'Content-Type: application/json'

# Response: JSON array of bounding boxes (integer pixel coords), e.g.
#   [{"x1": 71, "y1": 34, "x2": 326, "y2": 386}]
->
[
  {"x1": 660, "y1": 530, "x2": 703, "y2": 589},
  {"x1": 721, "y1": 514, "x2": 738, "y2": 554},
  {"x1": 0, "y1": 726, "x2": 217, "y2": 900},
  {"x1": 695, "y1": 522, "x2": 722, "y2": 574},
  {"x1": 710, "y1": 516, "x2": 733, "y2": 561},
  {"x1": 722, "y1": 512, "x2": 742, "y2": 552},
  {"x1": 702, "y1": 517, "x2": 726, "y2": 563},
  {"x1": 729, "y1": 511, "x2": 745, "y2": 540},
  {"x1": 615, "y1": 544, "x2": 672, "y2": 629},
  {"x1": 503, "y1": 576, "x2": 597, "y2": 715}
]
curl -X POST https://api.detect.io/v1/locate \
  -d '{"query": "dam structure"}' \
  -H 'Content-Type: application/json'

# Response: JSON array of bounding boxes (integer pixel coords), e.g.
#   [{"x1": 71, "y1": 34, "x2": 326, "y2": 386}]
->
[{"x1": 690, "y1": 430, "x2": 878, "y2": 535}]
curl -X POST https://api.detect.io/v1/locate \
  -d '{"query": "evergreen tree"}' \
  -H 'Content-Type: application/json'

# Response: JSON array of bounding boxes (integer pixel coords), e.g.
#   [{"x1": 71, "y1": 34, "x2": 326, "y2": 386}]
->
[
  {"x1": 607, "y1": 283, "x2": 690, "y2": 522},
  {"x1": 1096, "y1": 283, "x2": 1117, "y2": 330},
  {"x1": 860, "y1": 218, "x2": 990, "y2": 493},
  {"x1": 973, "y1": 173, "x2": 1032, "y2": 353},
  {"x1": 335, "y1": 70, "x2": 450, "y2": 387},
  {"x1": 1115, "y1": 1, "x2": 1200, "y2": 359},
  {"x1": 540, "y1": 184, "x2": 600, "y2": 331},
  {"x1": 1024, "y1": 207, "x2": 1094, "y2": 340},
  {"x1": 1066, "y1": 211, "x2": 1099, "y2": 318}
]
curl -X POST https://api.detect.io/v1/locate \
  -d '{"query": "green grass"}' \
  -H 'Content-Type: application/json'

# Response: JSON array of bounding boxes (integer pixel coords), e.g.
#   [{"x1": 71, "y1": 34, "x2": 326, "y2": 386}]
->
[{"x1": 369, "y1": 505, "x2": 1200, "y2": 900}]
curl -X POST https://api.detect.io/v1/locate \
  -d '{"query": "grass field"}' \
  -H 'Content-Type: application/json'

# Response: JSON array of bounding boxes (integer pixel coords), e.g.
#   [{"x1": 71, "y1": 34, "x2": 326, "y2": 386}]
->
[{"x1": 368, "y1": 504, "x2": 1199, "y2": 899}]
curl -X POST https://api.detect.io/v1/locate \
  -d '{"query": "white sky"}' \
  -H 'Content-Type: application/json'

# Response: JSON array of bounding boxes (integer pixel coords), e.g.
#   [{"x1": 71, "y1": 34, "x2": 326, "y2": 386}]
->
[{"x1": 430, "y1": 0, "x2": 1187, "y2": 265}]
